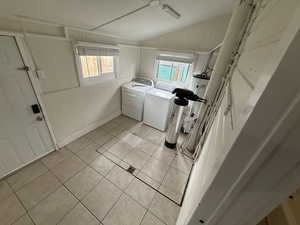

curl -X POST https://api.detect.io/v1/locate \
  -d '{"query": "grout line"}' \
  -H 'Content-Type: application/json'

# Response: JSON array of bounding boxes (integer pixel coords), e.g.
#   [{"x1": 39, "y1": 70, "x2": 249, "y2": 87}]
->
[
  {"x1": 100, "y1": 182, "x2": 124, "y2": 222},
  {"x1": 46, "y1": 161, "x2": 105, "y2": 224},
  {"x1": 89, "y1": 147, "x2": 176, "y2": 223},
  {"x1": 54, "y1": 199, "x2": 79, "y2": 225},
  {"x1": 6, "y1": 180, "x2": 37, "y2": 225},
  {"x1": 102, "y1": 149, "x2": 182, "y2": 206},
  {"x1": 10, "y1": 118, "x2": 188, "y2": 225}
]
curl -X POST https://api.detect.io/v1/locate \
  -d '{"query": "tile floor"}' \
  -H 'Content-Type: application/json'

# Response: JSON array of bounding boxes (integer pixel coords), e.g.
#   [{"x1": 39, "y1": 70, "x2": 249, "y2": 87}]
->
[{"x1": 0, "y1": 115, "x2": 193, "y2": 225}]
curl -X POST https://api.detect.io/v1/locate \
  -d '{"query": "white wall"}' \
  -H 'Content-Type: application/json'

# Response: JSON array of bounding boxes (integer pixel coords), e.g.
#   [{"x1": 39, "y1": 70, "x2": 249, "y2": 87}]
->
[
  {"x1": 31, "y1": 39, "x2": 139, "y2": 146},
  {"x1": 0, "y1": 19, "x2": 140, "y2": 146},
  {"x1": 139, "y1": 14, "x2": 231, "y2": 52},
  {"x1": 177, "y1": 0, "x2": 300, "y2": 224},
  {"x1": 137, "y1": 48, "x2": 158, "y2": 78},
  {"x1": 137, "y1": 14, "x2": 231, "y2": 85},
  {"x1": 137, "y1": 48, "x2": 210, "y2": 89},
  {"x1": 0, "y1": 13, "x2": 229, "y2": 146}
]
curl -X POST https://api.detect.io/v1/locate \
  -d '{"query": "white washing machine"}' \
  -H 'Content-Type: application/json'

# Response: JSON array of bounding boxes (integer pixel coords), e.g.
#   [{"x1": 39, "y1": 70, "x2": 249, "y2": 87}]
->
[
  {"x1": 143, "y1": 88, "x2": 175, "y2": 131},
  {"x1": 122, "y1": 78, "x2": 153, "y2": 121}
]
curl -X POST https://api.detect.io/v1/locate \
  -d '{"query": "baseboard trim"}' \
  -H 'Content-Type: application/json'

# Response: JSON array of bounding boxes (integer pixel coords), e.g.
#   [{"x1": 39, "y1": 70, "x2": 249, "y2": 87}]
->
[
  {"x1": 0, "y1": 148, "x2": 56, "y2": 180},
  {"x1": 58, "y1": 111, "x2": 122, "y2": 148}
]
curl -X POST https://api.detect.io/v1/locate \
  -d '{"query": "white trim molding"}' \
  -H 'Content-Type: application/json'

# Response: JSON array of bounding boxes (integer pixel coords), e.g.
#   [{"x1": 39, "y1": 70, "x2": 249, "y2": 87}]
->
[{"x1": 57, "y1": 110, "x2": 121, "y2": 148}]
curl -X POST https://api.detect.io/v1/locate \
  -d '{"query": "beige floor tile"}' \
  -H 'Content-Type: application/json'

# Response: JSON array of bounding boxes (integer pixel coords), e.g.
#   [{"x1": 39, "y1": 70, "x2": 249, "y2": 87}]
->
[
  {"x1": 16, "y1": 172, "x2": 61, "y2": 210},
  {"x1": 50, "y1": 156, "x2": 86, "y2": 183},
  {"x1": 142, "y1": 127, "x2": 165, "y2": 146},
  {"x1": 109, "y1": 127, "x2": 126, "y2": 137},
  {"x1": 41, "y1": 148, "x2": 74, "y2": 169},
  {"x1": 106, "y1": 166, "x2": 134, "y2": 190},
  {"x1": 108, "y1": 141, "x2": 133, "y2": 158},
  {"x1": 102, "y1": 137, "x2": 119, "y2": 150},
  {"x1": 92, "y1": 134, "x2": 115, "y2": 146},
  {"x1": 86, "y1": 129, "x2": 106, "y2": 142},
  {"x1": 102, "y1": 151, "x2": 121, "y2": 164},
  {"x1": 58, "y1": 203, "x2": 100, "y2": 225},
  {"x1": 109, "y1": 115, "x2": 124, "y2": 125},
  {"x1": 115, "y1": 130, "x2": 131, "y2": 139},
  {"x1": 29, "y1": 186, "x2": 78, "y2": 225},
  {"x1": 158, "y1": 185, "x2": 182, "y2": 204},
  {"x1": 82, "y1": 178, "x2": 122, "y2": 221},
  {"x1": 145, "y1": 135, "x2": 165, "y2": 146},
  {"x1": 102, "y1": 194, "x2": 146, "y2": 225},
  {"x1": 65, "y1": 167, "x2": 103, "y2": 200},
  {"x1": 0, "y1": 194, "x2": 26, "y2": 225},
  {"x1": 6, "y1": 161, "x2": 48, "y2": 191},
  {"x1": 117, "y1": 116, "x2": 138, "y2": 125},
  {"x1": 12, "y1": 214, "x2": 34, "y2": 225},
  {"x1": 76, "y1": 144, "x2": 101, "y2": 164},
  {"x1": 152, "y1": 147, "x2": 176, "y2": 165},
  {"x1": 161, "y1": 167, "x2": 188, "y2": 194},
  {"x1": 125, "y1": 178, "x2": 156, "y2": 208},
  {"x1": 141, "y1": 212, "x2": 166, "y2": 225},
  {"x1": 136, "y1": 172, "x2": 161, "y2": 189},
  {"x1": 141, "y1": 158, "x2": 169, "y2": 183},
  {"x1": 170, "y1": 154, "x2": 193, "y2": 174},
  {"x1": 66, "y1": 136, "x2": 92, "y2": 153},
  {"x1": 123, "y1": 149, "x2": 150, "y2": 169},
  {"x1": 101, "y1": 121, "x2": 119, "y2": 132},
  {"x1": 149, "y1": 194, "x2": 180, "y2": 225},
  {"x1": 90, "y1": 155, "x2": 115, "y2": 176},
  {"x1": 134, "y1": 140, "x2": 159, "y2": 156},
  {"x1": 0, "y1": 180, "x2": 13, "y2": 201},
  {"x1": 131, "y1": 124, "x2": 150, "y2": 138},
  {"x1": 119, "y1": 133, "x2": 144, "y2": 148}
]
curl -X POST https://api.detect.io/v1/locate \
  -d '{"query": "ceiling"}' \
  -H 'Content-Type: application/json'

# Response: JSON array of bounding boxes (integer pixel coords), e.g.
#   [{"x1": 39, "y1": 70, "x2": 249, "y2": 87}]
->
[{"x1": 0, "y1": 0, "x2": 235, "y2": 41}]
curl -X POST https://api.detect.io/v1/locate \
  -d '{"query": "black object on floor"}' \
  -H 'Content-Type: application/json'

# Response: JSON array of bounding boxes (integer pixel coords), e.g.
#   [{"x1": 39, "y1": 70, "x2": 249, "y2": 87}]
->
[{"x1": 127, "y1": 165, "x2": 136, "y2": 174}]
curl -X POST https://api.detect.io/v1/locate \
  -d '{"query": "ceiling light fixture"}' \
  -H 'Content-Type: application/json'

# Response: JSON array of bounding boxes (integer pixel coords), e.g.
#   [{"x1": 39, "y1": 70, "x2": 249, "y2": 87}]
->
[{"x1": 161, "y1": 4, "x2": 181, "y2": 19}]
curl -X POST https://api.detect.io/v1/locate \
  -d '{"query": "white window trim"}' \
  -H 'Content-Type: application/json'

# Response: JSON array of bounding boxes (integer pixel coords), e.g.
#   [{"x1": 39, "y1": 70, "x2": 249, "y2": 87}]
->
[{"x1": 73, "y1": 42, "x2": 119, "y2": 86}]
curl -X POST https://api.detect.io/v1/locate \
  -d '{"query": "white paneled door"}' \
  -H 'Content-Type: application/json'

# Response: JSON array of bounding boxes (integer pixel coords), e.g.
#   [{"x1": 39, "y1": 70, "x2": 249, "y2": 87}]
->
[{"x1": 0, "y1": 36, "x2": 54, "y2": 178}]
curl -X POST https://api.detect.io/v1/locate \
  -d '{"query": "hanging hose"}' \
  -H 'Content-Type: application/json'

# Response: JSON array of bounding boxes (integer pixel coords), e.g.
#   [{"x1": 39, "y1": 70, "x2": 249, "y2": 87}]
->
[{"x1": 181, "y1": 0, "x2": 260, "y2": 160}]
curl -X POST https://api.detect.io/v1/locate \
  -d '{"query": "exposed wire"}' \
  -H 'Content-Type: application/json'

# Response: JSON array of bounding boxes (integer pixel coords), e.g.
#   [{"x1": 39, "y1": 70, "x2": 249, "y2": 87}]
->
[{"x1": 90, "y1": 3, "x2": 151, "y2": 31}]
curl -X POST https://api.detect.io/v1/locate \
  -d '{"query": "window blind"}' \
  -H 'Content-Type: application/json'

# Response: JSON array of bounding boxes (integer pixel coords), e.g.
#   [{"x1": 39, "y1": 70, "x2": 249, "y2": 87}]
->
[
  {"x1": 77, "y1": 46, "x2": 120, "y2": 56},
  {"x1": 157, "y1": 51, "x2": 195, "y2": 64}
]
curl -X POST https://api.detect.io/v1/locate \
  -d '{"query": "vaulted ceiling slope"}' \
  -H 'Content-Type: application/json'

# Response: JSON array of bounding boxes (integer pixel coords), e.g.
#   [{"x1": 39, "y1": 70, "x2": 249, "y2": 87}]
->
[{"x1": 0, "y1": 0, "x2": 234, "y2": 41}]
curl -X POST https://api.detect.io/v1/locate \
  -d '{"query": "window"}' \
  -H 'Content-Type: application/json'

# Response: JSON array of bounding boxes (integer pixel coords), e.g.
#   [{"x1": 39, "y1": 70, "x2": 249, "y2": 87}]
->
[
  {"x1": 157, "y1": 60, "x2": 190, "y2": 82},
  {"x1": 79, "y1": 55, "x2": 114, "y2": 78},
  {"x1": 156, "y1": 51, "x2": 194, "y2": 83},
  {"x1": 75, "y1": 43, "x2": 119, "y2": 86}
]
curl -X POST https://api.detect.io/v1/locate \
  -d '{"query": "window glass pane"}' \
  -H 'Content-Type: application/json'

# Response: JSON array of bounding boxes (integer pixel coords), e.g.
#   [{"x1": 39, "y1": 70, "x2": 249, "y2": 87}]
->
[
  {"x1": 80, "y1": 56, "x2": 89, "y2": 76},
  {"x1": 157, "y1": 60, "x2": 172, "y2": 80},
  {"x1": 157, "y1": 60, "x2": 189, "y2": 82},
  {"x1": 80, "y1": 56, "x2": 99, "y2": 78},
  {"x1": 101, "y1": 56, "x2": 114, "y2": 74},
  {"x1": 181, "y1": 64, "x2": 189, "y2": 82}
]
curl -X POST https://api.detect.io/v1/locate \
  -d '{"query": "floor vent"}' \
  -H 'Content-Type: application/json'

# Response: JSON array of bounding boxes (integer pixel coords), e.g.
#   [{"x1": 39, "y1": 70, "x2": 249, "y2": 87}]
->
[{"x1": 126, "y1": 165, "x2": 136, "y2": 174}]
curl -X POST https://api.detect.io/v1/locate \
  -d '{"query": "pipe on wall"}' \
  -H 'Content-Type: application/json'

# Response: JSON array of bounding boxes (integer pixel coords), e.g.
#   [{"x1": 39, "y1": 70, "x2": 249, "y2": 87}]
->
[{"x1": 182, "y1": 0, "x2": 255, "y2": 153}]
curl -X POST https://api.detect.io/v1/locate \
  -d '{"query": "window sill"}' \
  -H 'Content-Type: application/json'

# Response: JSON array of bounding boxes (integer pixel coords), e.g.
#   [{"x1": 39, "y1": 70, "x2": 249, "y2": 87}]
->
[{"x1": 79, "y1": 73, "x2": 116, "y2": 87}]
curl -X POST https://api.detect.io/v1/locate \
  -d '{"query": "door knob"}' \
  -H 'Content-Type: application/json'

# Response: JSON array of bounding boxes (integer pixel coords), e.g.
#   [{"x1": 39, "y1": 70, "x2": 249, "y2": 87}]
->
[{"x1": 36, "y1": 116, "x2": 43, "y2": 121}]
